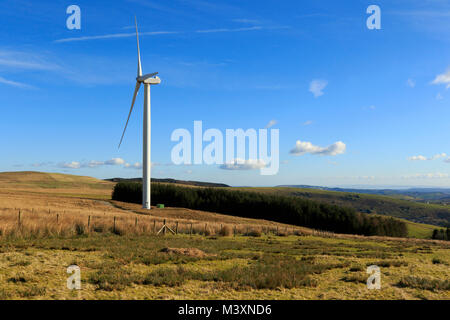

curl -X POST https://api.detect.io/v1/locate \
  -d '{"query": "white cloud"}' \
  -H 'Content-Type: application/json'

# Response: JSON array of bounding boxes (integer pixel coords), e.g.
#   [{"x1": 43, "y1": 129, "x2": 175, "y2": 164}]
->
[
  {"x1": 232, "y1": 19, "x2": 261, "y2": 24},
  {"x1": 309, "y1": 79, "x2": 327, "y2": 98},
  {"x1": 105, "y1": 158, "x2": 125, "y2": 165},
  {"x1": 0, "y1": 50, "x2": 59, "y2": 71},
  {"x1": 220, "y1": 159, "x2": 267, "y2": 170},
  {"x1": 56, "y1": 158, "x2": 128, "y2": 169},
  {"x1": 54, "y1": 31, "x2": 178, "y2": 43},
  {"x1": 0, "y1": 76, "x2": 33, "y2": 89},
  {"x1": 432, "y1": 70, "x2": 450, "y2": 89},
  {"x1": 85, "y1": 160, "x2": 105, "y2": 168},
  {"x1": 302, "y1": 120, "x2": 313, "y2": 126},
  {"x1": 83, "y1": 158, "x2": 126, "y2": 168},
  {"x1": 430, "y1": 153, "x2": 447, "y2": 160},
  {"x1": 265, "y1": 120, "x2": 278, "y2": 129},
  {"x1": 290, "y1": 140, "x2": 346, "y2": 156},
  {"x1": 408, "y1": 155, "x2": 427, "y2": 161},
  {"x1": 196, "y1": 26, "x2": 263, "y2": 33},
  {"x1": 407, "y1": 78, "x2": 416, "y2": 88},
  {"x1": 124, "y1": 162, "x2": 143, "y2": 170},
  {"x1": 59, "y1": 161, "x2": 81, "y2": 169},
  {"x1": 436, "y1": 93, "x2": 443, "y2": 100},
  {"x1": 31, "y1": 162, "x2": 52, "y2": 168},
  {"x1": 408, "y1": 153, "x2": 447, "y2": 161}
]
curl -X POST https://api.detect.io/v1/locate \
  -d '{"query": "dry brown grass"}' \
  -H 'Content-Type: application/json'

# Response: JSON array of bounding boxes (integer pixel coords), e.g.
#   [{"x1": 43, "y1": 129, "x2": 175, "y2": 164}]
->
[
  {"x1": 0, "y1": 185, "x2": 310, "y2": 239},
  {"x1": 160, "y1": 247, "x2": 214, "y2": 258}
]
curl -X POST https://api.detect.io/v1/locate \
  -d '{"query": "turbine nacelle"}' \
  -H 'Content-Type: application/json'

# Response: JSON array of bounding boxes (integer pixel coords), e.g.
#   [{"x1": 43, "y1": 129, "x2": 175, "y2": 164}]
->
[{"x1": 137, "y1": 73, "x2": 161, "y2": 85}]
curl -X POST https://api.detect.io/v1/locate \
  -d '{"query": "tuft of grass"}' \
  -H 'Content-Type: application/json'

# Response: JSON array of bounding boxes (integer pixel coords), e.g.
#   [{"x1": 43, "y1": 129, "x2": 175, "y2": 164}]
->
[
  {"x1": 142, "y1": 267, "x2": 189, "y2": 287},
  {"x1": 432, "y1": 257, "x2": 445, "y2": 265},
  {"x1": 10, "y1": 260, "x2": 31, "y2": 267},
  {"x1": 218, "y1": 225, "x2": 232, "y2": 237},
  {"x1": 245, "y1": 229, "x2": 262, "y2": 237},
  {"x1": 18, "y1": 286, "x2": 46, "y2": 298},
  {"x1": 74, "y1": 222, "x2": 86, "y2": 236},
  {"x1": 366, "y1": 260, "x2": 408, "y2": 268},
  {"x1": 7, "y1": 274, "x2": 28, "y2": 283},
  {"x1": 92, "y1": 223, "x2": 107, "y2": 233},
  {"x1": 88, "y1": 266, "x2": 140, "y2": 291},
  {"x1": 348, "y1": 265, "x2": 364, "y2": 272},
  {"x1": 396, "y1": 276, "x2": 450, "y2": 292},
  {"x1": 341, "y1": 274, "x2": 367, "y2": 284},
  {"x1": 110, "y1": 225, "x2": 126, "y2": 236}
]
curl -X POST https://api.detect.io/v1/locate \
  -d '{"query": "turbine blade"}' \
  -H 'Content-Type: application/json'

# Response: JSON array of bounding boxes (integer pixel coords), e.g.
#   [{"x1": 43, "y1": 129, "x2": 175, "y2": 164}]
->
[
  {"x1": 135, "y1": 16, "x2": 142, "y2": 77},
  {"x1": 118, "y1": 81, "x2": 141, "y2": 148}
]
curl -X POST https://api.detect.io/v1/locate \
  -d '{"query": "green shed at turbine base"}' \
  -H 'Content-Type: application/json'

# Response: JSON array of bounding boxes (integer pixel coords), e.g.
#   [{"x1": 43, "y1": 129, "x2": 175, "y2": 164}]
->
[{"x1": 157, "y1": 204, "x2": 165, "y2": 209}]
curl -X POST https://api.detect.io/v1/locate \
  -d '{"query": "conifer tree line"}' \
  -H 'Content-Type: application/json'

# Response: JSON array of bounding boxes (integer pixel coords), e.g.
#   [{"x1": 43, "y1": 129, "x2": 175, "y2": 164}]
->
[
  {"x1": 432, "y1": 228, "x2": 450, "y2": 241},
  {"x1": 112, "y1": 182, "x2": 408, "y2": 237}
]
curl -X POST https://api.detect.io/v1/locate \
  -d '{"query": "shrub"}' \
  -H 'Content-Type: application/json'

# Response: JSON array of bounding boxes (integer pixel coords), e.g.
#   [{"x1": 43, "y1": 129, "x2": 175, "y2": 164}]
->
[
  {"x1": 245, "y1": 229, "x2": 262, "y2": 237},
  {"x1": 74, "y1": 222, "x2": 86, "y2": 236},
  {"x1": 110, "y1": 225, "x2": 126, "y2": 236},
  {"x1": 396, "y1": 276, "x2": 450, "y2": 291},
  {"x1": 341, "y1": 274, "x2": 366, "y2": 284},
  {"x1": 218, "y1": 225, "x2": 232, "y2": 237},
  {"x1": 349, "y1": 265, "x2": 364, "y2": 272},
  {"x1": 367, "y1": 260, "x2": 408, "y2": 268},
  {"x1": 19, "y1": 286, "x2": 46, "y2": 298},
  {"x1": 92, "y1": 223, "x2": 107, "y2": 233}
]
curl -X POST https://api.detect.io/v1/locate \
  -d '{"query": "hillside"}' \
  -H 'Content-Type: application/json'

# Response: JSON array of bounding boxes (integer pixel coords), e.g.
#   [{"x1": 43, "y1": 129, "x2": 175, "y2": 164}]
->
[
  {"x1": 279, "y1": 185, "x2": 450, "y2": 204},
  {"x1": 243, "y1": 187, "x2": 450, "y2": 227},
  {"x1": 0, "y1": 171, "x2": 114, "y2": 198}
]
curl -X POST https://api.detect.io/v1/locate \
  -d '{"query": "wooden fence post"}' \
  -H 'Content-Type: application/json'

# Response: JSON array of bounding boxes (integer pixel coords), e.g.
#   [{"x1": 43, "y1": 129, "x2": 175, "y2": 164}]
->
[
  {"x1": 175, "y1": 221, "x2": 178, "y2": 235},
  {"x1": 88, "y1": 216, "x2": 91, "y2": 229},
  {"x1": 204, "y1": 223, "x2": 207, "y2": 235},
  {"x1": 153, "y1": 220, "x2": 156, "y2": 234},
  {"x1": 163, "y1": 219, "x2": 166, "y2": 236},
  {"x1": 113, "y1": 216, "x2": 116, "y2": 233},
  {"x1": 234, "y1": 226, "x2": 236, "y2": 237},
  {"x1": 18, "y1": 210, "x2": 21, "y2": 227},
  {"x1": 56, "y1": 214, "x2": 59, "y2": 223},
  {"x1": 135, "y1": 217, "x2": 138, "y2": 228},
  {"x1": 190, "y1": 223, "x2": 193, "y2": 236}
]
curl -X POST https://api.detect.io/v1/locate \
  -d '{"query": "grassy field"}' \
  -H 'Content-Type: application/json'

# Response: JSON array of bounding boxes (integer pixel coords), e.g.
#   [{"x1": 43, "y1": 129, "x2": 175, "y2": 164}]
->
[
  {"x1": 0, "y1": 234, "x2": 448, "y2": 300},
  {"x1": 0, "y1": 171, "x2": 449, "y2": 300}
]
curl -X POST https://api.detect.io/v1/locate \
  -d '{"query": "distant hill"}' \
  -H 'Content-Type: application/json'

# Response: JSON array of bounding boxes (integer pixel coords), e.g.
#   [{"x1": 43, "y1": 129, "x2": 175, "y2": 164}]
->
[
  {"x1": 105, "y1": 177, "x2": 229, "y2": 188},
  {"x1": 246, "y1": 186, "x2": 450, "y2": 227},
  {"x1": 278, "y1": 185, "x2": 450, "y2": 203}
]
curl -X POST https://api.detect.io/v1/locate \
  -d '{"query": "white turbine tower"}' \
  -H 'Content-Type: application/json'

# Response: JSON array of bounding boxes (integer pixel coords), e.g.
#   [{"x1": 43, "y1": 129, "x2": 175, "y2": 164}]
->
[{"x1": 119, "y1": 17, "x2": 161, "y2": 210}]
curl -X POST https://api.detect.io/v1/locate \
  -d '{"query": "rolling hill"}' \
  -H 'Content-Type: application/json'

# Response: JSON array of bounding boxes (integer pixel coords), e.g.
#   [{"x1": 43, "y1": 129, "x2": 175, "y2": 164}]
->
[{"x1": 244, "y1": 187, "x2": 450, "y2": 227}]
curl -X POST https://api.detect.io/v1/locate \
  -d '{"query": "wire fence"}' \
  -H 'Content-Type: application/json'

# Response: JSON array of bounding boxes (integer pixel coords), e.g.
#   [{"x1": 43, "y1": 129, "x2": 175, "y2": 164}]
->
[{"x1": 0, "y1": 207, "x2": 332, "y2": 238}]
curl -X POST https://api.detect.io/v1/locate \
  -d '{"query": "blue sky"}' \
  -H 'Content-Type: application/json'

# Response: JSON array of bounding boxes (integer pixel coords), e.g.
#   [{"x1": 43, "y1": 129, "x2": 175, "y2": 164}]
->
[{"x1": 1, "y1": 0, "x2": 450, "y2": 187}]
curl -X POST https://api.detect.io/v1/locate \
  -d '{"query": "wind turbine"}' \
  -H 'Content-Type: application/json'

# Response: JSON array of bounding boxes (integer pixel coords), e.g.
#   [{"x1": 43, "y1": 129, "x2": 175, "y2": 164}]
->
[{"x1": 118, "y1": 17, "x2": 161, "y2": 210}]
